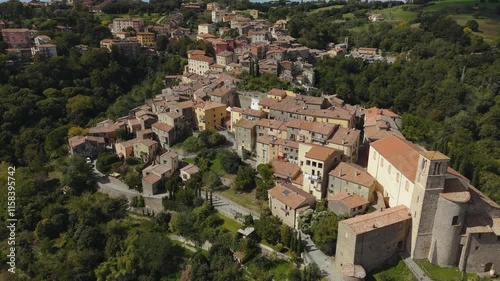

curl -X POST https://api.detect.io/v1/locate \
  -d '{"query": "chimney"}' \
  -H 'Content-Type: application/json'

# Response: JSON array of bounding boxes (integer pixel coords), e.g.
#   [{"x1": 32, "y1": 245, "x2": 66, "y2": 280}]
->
[
  {"x1": 339, "y1": 168, "x2": 342, "y2": 177},
  {"x1": 355, "y1": 170, "x2": 360, "y2": 176},
  {"x1": 342, "y1": 139, "x2": 345, "y2": 144}
]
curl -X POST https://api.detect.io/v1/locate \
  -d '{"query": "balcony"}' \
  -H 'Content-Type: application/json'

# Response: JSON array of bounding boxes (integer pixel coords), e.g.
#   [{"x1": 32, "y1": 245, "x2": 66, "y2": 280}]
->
[
  {"x1": 312, "y1": 135, "x2": 327, "y2": 144},
  {"x1": 304, "y1": 173, "x2": 322, "y2": 182}
]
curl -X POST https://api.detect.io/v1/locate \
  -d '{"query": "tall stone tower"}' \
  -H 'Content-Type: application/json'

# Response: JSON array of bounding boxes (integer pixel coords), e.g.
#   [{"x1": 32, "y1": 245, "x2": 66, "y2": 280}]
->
[{"x1": 409, "y1": 151, "x2": 450, "y2": 259}]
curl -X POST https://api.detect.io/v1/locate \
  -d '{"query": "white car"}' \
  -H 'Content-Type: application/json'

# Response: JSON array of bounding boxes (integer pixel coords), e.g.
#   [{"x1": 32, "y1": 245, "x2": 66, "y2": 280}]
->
[{"x1": 86, "y1": 157, "x2": 92, "y2": 164}]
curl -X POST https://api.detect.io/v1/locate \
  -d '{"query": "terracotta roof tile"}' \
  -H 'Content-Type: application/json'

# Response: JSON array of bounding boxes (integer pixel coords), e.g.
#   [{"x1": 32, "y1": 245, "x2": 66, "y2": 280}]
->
[
  {"x1": 190, "y1": 54, "x2": 214, "y2": 63},
  {"x1": 328, "y1": 127, "x2": 360, "y2": 146},
  {"x1": 138, "y1": 139, "x2": 157, "y2": 147},
  {"x1": 143, "y1": 173, "x2": 161, "y2": 185},
  {"x1": 268, "y1": 184, "x2": 315, "y2": 209},
  {"x1": 329, "y1": 162, "x2": 375, "y2": 187},
  {"x1": 258, "y1": 97, "x2": 279, "y2": 107},
  {"x1": 305, "y1": 146, "x2": 337, "y2": 162},
  {"x1": 370, "y1": 135, "x2": 424, "y2": 182},
  {"x1": 235, "y1": 119, "x2": 257, "y2": 129},
  {"x1": 181, "y1": 164, "x2": 200, "y2": 174},
  {"x1": 68, "y1": 136, "x2": 86, "y2": 148},
  {"x1": 441, "y1": 178, "x2": 470, "y2": 203},
  {"x1": 267, "y1": 88, "x2": 287, "y2": 98},
  {"x1": 152, "y1": 122, "x2": 174, "y2": 132},
  {"x1": 193, "y1": 101, "x2": 226, "y2": 110},
  {"x1": 256, "y1": 118, "x2": 283, "y2": 130},
  {"x1": 241, "y1": 108, "x2": 266, "y2": 118},
  {"x1": 340, "y1": 205, "x2": 411, "y2": 234},
  {"x1": 271, "y1": 160, "x2": 301, "y2": 180},
  {"x1": 329, "y1": 192, "x2": 369, "y2": 209}
]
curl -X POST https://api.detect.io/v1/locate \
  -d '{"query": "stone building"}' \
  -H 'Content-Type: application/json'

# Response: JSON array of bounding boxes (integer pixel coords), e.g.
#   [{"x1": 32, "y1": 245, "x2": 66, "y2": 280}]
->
[
  {"x1": 338, "y1": 134, "x2": 500, "y2": 274},
  {"x1": 68, "y1": 135, "x2": 106, "y2": 159},
  {"x1": 335, "y1": 205, "x2": 412, "y2": 272}
]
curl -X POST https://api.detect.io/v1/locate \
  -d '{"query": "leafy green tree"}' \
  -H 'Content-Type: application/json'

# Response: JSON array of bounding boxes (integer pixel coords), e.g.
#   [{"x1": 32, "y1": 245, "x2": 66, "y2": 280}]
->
[
  {"x1": 244, "y1": 214, "x2": 254, "y2": 226},
  {"x1": 209, "y1": 243, "x2": 243, "y2": 281},
  {"x1": 66, "y1": 94, "x2": 95, "y2": 126},
  {"x1": 256, "y1": 164, "x2": 275, "y2": 200},
  {"x1": 217, "y1": 150, "x2": 241, "y2": 174},
  {"x1": 62, "y1": 155, "x2": 95, "y2": 194},
  {"x1": 115, "y1": 128, "x2": 134, "y2": 141},
  {"x1": 190, "y1": 251, "x2": 213, "y2": 281},
  {"x1": 154, "y1": 212, "x2": 172, "y2": 232},
  {"x1": 123, "y1": 173, "x2": 142, "y2": 191},
  {"x1": 155, "y1": 35, "x2": 169, "y2": 51},
  {"x1": 208, "y1": 132, "x2": 226, "y2": 147},
  {"x1": 288, "y1": 267, "x2": 302, "y2": 281},
  {"x1": 134, "y1": 232, "x2": 183, "y2": 278},
  {"x1": 44, "y1": 125, "x2": 71, "y2": 159},
  {"x1": 465, "y1": 20, "x2": 479, "y2": 32},
  {"x1": 254, "y1": 212, "x2": 282, "y2": 244},
  {"x1": 308, "y1": 211, "x2": 339, "y2": 255},
  {"x1": 176, "y1": 188, "x2": 195, "y2": 207},
  {"x1": 96, "y1": 152, "x2": 121, "y2": 174},
  {"x1": 203, "y1": 171, "x2": 221, "y2": 190},
  {"x1": 280, "y1": 224, "x2": 293, "y2": 248},
  {"x1": 234, "y1": 165, "x2": 256, "y2": 191}
]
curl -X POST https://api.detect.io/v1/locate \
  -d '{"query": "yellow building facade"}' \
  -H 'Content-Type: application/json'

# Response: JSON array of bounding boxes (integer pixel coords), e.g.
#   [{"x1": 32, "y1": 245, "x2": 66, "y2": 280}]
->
[
  {"x1": 136, "y1": 32, "x2": 155, "y2": 46},
  {"x1": 194, "y1": 101, "x2": 227, "y2": 131}
]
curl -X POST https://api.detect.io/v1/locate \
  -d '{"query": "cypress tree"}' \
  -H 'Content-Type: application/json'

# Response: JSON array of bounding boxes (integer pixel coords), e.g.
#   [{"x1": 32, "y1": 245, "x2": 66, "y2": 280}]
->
[
  {"x1": 255, "y1": 59, "x2": 260, "y2": 77},
  {"x1": 249, "y1": 60, "x2": 254, "y2": 76},
  {"x1": 291, "y1": 231, "x2": 297, "y2": 253}
]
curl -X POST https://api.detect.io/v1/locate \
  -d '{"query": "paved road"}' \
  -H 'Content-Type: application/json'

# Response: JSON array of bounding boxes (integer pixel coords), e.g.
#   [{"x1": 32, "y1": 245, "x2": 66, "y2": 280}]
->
[
  {"x1": 93, "y1": 160, "x2": 337, "y2": 280},
  {"x1": 400, "y1": 252, "x2": 432, "y2": 281},
  {"x1": 302, "y1": 233, "x2": 339, "y2": 280},
  {"x1": 92, "y1": 162, "x2": 165, "y2": 212},
  {"x1": 206, "y1": 191, "x2": 338, "y2": 280},
  {"x1": 202, "y1": 192, "x2": 260, "y2": 221},
  {"x1": 156, "y1": 15, "x2": 167, "y2": 25},
  {"x1": 168, "y1": 235, "x2": 197, "y2": 252}
]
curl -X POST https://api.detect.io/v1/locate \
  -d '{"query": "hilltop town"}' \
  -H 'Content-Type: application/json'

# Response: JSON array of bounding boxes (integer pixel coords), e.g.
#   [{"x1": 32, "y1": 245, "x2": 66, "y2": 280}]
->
[{"x1": 1, "y1": 0, "x2": 499, "y2": 280}]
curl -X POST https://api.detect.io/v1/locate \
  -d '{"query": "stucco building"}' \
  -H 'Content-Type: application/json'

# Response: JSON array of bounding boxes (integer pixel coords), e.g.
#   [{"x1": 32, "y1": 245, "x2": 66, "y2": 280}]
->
[
  {"x1": 2, "y1": 28, "x2": 32, "y2": 48},
  {"x1": 112, "y1": 18, "x2": 144, "y2": 33},
  {"x1": 133, "y1": 139, "x2": 158, "y2": 163},
  {"x1": 268, "y1": 184, "x2": 316, "y2": 229},
  {"x1": 198, "y1": 23, "x2": 216, "y2": 34},
  {"x1": 31, "y1": 44, "x2": 57, "y2": 58},
  {"x1": 328, "y1": 192, "x2": 369, "y2": 217},
  {"x1": 142, "y1": 151, "x2": 179, "y2": 195},
  {"x1": 328, "y1": 162, "x2": 376, "y2": 203},
  {"x1": 180, "y1": 164, "x2": 200, "y2": 181},
  {"x1": 193, "y1": 101, "x2": 227, "y2": 131},
  {"x1": 136, "y1": 32, "x2": 155, "y2": 46},
  {"x1": 188, "y1": 55, "x2": 214, "y2": 75},
  {"x1": 235, "y1": 119, "x2": 257, "y2": 152},
  {"x1": 299, "y1": 143, "x2": 342, "y2": 199},
  {"x1": 100, "y1": 39, "x2": 141, "y2": 58}
]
